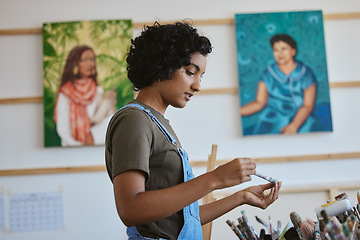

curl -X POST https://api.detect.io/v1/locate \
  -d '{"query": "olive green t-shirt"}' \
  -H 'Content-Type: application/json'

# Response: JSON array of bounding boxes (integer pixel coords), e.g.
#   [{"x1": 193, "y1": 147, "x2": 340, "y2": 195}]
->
[{"x1": 105, "y1": 100, "x2": 184, "y2": 239}]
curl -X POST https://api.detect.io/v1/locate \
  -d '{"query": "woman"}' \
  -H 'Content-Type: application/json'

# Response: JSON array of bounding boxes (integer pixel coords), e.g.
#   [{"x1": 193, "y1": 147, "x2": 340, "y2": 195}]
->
[
  {"x1": 54, "y1": 45, "x2": 115, "y2": 146},
  {"x1": 105, "y1": 22, "x2": 281, "y2": 240},
  {"x1": 240, "y1": 34, "x2": 319, "y2": 135}
]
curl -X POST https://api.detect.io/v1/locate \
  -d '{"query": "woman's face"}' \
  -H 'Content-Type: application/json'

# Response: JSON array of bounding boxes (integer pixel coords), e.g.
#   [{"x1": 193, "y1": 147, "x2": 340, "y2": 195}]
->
[
  {"x1": 157, "y1": 52, "x2": 207, "y2": 109},
  {"x1": 272, "y1": 41, "x2": 296, "y2": 66},
  {"x1": 78, "y1": 49, "x2": 96, "y2": 78}
]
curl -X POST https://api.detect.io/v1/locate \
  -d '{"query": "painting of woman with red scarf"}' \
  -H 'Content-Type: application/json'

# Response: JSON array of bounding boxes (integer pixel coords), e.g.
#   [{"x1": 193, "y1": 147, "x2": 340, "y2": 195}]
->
[{"x1": 54, "y1": 45, "x2": 116, "y2": 146}]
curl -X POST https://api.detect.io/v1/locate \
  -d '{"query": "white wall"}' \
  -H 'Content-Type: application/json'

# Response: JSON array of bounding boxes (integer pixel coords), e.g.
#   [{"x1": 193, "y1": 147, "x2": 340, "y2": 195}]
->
[{"x1": 1, "y1": 0, "x2": 360, "y2": 239}]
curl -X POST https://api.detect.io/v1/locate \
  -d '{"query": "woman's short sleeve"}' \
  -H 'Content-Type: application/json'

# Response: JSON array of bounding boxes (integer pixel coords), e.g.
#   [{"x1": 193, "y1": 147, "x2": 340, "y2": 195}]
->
[
  {"x1": 105, "y1": 108, "x2": 154, "y2": 181},
  {"x1": 302, "y1": 65, "x2": 317, "y2": 90}
]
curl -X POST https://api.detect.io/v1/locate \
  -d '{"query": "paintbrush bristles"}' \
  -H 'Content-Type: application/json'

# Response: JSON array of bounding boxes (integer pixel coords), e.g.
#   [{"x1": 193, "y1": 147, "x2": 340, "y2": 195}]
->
[
  {"x1": 300, "y1": 219, "x2": 316, "y2": 240},
  {"x1": 290, "y1": 212, "x2": 302, "y2": 229},
  {"x1": 290, "y1": 212, "x2": 304, "y2": 239},
  {"x1": 255, "y1": 215, "x2": 270, "y2": 230}
]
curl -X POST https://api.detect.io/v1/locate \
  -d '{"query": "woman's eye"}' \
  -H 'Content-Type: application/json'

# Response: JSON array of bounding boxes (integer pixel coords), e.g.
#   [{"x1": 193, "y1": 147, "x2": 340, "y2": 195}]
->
[
  {"x1": 186, "y1": 70, "x2": 194, "y2": 76},
  {"x1": 80, "y1": 58, "x2": 96, "y2": 62}
]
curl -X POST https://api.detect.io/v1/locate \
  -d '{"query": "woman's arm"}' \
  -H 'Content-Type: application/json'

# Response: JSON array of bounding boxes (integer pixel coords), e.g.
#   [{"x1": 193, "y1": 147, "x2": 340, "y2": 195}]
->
[
  {"x1": 113, "y1": 158, "x2": 257, "y2": 227},
  {"x1": 199, "y1": 181, "x2": 281, "y2": 225},
  {"x1": 240, "y1": 81, "x2": 269, "y2": 116},
  {"x1": 280, "y1": 83, "x2": 316, "y2": 134}
]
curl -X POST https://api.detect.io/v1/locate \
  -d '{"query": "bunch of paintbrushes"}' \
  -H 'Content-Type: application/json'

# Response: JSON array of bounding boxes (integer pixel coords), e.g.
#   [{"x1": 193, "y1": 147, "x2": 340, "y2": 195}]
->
[
  {"x1": 226, "y1": 191, "x2": 360, "y2": 239},
  {"x1": 300, "y1": 191, "x2": 360, "y2": 240},
  {"x1": 318, "y1": 209, "x2": 359, "y2": 240},
  {"x1": 226, "y1": 210, "x2": 288, "y2": 240},
  {"x1": 226, "y1": 211, "x2": 359, "y2": 240},
  {"x1": 289, "y1": 209, "x2": 359, "y2": 240},
  {"x1": 225, "y1": 170, "x2": 283, "y2": 239}
]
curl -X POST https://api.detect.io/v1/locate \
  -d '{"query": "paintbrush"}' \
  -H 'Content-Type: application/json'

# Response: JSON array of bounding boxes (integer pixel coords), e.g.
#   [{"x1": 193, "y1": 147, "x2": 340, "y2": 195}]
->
[
  {"x1": 241, "y1": 210, "x2": 259, "y2": 240},
  {"x1": 226, "y1": 220, "x2": 245, "y2": 239},
  {"x1": 290, "y1": 211, "x2": 303, "y2": 239},
  {"x1": 269, "y1": 215, "x2": 280, "y2": 240},
  {"x1": 255, "y1": 216, "x2": 271, "y2": 231},
  {"x1": 278, "y1": 221, "x2": 291, "y2": 240},
  {"x1": 259, "y1": 228, "x2": 265, "y2": 240},
  {"x1": 277, "y1": 220, "x2": 281, "y2": 234},
  {"x1": 255, "y1": 215, "x2": 279, "y2": 239},
  {"x1": 255, "y1": 172, "x2": 278, "y2": 184},
  {"x1": 300, "y1": 218, "x2": 316, "y2": 240}
]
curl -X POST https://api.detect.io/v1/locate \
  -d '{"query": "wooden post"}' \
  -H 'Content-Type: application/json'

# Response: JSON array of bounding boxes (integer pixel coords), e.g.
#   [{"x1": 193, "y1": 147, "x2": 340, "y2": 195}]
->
[
  {"x1": 329, "y1": 188, "x2": 339, "y2": 201},
  {"x1": 202, "y1": 144, "x2": 218, "y2": 240}
]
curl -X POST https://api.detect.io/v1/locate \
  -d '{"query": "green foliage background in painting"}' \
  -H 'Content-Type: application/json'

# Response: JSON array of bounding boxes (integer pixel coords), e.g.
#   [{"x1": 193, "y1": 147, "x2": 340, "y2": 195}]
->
[{"x1": 43, "y1": 19, "x2": 133, "y2": 147}]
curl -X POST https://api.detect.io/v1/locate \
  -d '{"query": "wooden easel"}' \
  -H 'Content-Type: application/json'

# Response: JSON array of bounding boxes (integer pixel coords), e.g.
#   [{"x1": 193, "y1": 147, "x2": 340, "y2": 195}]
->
[{"x1": 202, "y1": 144, "x2": 218, "y2": 240}]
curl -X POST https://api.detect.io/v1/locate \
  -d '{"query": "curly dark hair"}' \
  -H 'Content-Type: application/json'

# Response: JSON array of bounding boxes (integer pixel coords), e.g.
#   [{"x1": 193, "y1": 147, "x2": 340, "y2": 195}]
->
[
  {"x1": 60, "y1": 45, "x2": 98, "y2": 87},
  {"x1": 270, "y1": 34, "x2": 297, "y2": 51},
  {"x1": 126, "y1": 21, "x2": 212, "y2": 91}
]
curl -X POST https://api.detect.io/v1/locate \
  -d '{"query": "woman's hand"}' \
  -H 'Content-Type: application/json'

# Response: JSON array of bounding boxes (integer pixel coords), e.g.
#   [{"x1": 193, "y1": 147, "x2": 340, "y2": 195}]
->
[
  {"x1": 281, "y1": 84, "x2": 316, "y2": 135},
  {"x1": 239, "y1": 181, "x2": 282, "y2": 209},
  {"x1": 84, "y1": 131, "x2": 94, "y2": 145},
  {"x1": 199, "y1": 179, "x2": 281, "y2": 224},
  {"x1": 280, "y1": 124, "x2": 298, "y2": 134},
  {"x1": 211, "y1": 158, "x2": 256, "y2": 190}
]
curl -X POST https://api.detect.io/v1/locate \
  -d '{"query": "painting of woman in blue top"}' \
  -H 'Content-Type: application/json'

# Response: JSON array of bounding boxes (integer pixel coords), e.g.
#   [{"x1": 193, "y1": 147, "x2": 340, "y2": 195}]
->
[
  {"x1": 236, "y1": 10, "x2": 333, "y2": 136},
  {"x1": 240, "y1": 34, "x2": 319, "y2": 134}
]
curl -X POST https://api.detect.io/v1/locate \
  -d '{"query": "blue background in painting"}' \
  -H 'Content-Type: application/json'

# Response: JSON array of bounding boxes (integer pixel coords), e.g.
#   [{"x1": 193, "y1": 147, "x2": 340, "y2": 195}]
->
[{"x1": 235, "y1": 10, "x2": 333, "y2": 135}]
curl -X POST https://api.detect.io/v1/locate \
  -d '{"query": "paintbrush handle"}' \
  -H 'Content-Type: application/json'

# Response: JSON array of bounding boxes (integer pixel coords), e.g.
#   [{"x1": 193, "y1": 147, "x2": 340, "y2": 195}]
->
[
  {"x1": 227, "y1": 220, "x2": 245, "y2": 239},
  {"x1": 255, "y1": 172, "x2": 278, "y2": 184}
]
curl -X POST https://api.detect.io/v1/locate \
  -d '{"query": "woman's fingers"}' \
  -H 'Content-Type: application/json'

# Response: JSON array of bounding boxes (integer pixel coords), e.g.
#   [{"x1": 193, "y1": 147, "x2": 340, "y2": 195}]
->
[{"x1": 213, "y1": 157, "x2": 261, "y2": 189}]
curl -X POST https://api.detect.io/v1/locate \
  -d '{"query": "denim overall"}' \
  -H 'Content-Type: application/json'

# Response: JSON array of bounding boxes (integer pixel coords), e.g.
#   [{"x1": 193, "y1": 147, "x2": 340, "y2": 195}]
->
[{"x1": 117, "y1": 103, "x2": 203, "y2": 240}]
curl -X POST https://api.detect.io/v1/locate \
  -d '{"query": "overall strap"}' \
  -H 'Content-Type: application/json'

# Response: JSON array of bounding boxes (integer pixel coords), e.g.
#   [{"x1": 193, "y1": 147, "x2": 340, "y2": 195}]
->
[
  {"x1": 119, "y1": 103, "x2": 202, "y2": 240},
  {"x1": 118, "y1": 103, "x2": 178, "y2": 146}
]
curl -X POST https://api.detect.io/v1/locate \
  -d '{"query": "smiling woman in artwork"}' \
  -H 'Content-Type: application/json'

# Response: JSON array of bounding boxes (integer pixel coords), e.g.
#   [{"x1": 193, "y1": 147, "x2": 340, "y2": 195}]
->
[
  {"x1": 240, "y1": 33, "x2": 319, "y2": 135},
  {"x1": 54, "y1": 45, "x2": 116, "y2": 146}
]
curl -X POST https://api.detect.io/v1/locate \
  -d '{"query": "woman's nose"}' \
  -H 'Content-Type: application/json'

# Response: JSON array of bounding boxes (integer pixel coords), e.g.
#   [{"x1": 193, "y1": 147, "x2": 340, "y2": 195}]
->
[{"x1": 192, "y1": 78, "x2": 201, "y2": 93}]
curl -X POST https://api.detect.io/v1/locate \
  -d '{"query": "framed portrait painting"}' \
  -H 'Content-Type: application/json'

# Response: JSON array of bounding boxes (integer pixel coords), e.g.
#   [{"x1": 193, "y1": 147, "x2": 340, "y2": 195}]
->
[
  {"x1": 235, "y1": 10, "x2": 333, "y2": 136},
  {"x1": 43, "y1": 19, "x2": 133, "y2": 147}
]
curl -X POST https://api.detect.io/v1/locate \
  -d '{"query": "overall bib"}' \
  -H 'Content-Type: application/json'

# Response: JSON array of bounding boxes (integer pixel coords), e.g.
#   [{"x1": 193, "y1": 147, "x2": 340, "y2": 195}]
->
[{"x1": 118, "y1": 103, "x2": 203, "y2": 240}]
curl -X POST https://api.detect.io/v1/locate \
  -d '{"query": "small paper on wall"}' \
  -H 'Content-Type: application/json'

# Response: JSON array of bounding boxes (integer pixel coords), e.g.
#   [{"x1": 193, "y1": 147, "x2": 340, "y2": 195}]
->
[
  {"x1": 9, "y1": 192, "x2": 63, "y2": 232},
  {"x1": 0, "y1": 193, "x2": 5, "y2": 232}
]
